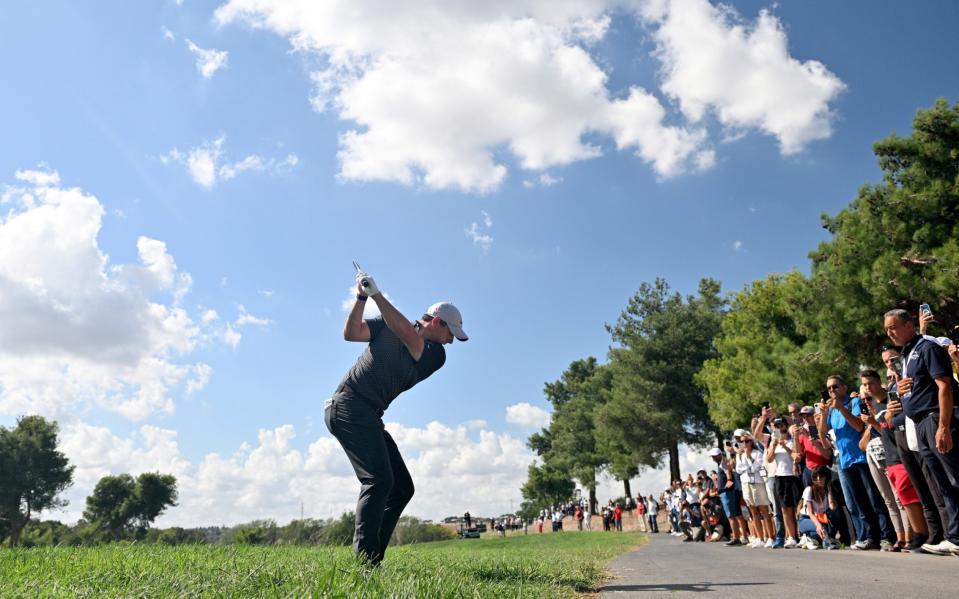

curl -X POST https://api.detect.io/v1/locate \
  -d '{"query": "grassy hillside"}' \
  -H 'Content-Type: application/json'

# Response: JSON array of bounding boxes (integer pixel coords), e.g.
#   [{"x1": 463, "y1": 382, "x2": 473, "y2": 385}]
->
[{"x1": 0, "y1": 531, "x2": 643, "y2": 598}]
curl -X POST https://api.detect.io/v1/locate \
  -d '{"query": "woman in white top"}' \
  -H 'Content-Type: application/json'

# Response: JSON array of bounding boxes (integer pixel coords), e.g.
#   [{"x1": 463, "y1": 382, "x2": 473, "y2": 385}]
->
[
  {"x1": 736, "y1": 434, "x2": 776, "y2": 547},
  {"x1": 796, "y1": 465, "x2": 840, "y2": 549},
  {"x1": 765, "y1": 416, "x2": 803, "y2": 548}
]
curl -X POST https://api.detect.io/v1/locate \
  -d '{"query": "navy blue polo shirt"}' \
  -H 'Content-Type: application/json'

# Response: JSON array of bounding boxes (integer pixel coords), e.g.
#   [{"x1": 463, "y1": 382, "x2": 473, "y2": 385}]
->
[{"x1": 901, "y1": 335, "x2": 953, "y2": 419}]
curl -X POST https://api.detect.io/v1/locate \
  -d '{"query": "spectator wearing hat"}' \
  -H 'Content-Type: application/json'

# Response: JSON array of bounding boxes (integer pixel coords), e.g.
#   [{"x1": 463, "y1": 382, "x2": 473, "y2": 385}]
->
[
  {"x1": 753, "y1": 406, "x2": 787, "y2": 547},
  {"x1": 711, "y1": 447, "x2": 747, "y2": 546},
  {"x1": 820, "y1": 374, "x2": 896, "y2": 550},
  {"x1": 765, "y1": 415, "x2": 802, "y2": 547},
  {"x1": 735, "y1": 431, "x2": 775, "y2": 547},
  {"x1": 794, "y1": 405, "x2": 833, "y2": 487}
]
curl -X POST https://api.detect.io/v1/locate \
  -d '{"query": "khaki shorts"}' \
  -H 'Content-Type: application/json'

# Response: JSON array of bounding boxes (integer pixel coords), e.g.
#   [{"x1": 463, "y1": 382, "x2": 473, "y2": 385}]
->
[{"x1": 742, "y1": 481, "x2": 771, "y2": 507}]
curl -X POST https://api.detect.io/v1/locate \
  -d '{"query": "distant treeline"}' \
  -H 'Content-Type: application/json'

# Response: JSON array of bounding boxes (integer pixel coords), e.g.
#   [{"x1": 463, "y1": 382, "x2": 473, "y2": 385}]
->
[{"x1": 6, "y1": 513, "x2": 454, "y2": 548}]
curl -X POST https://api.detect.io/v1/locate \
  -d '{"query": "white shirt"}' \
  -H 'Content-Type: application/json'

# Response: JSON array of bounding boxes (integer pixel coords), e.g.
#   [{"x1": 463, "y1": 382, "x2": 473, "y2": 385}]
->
[
  {"x1": 801, "y1": 486, "x2": 828, "y2": 518},
  {"x1": 771, "y1": 439, "x2": 795, "y2": 477},
  {"x1": 735, "y1": 449, "x2": 766, "y2": 484}
]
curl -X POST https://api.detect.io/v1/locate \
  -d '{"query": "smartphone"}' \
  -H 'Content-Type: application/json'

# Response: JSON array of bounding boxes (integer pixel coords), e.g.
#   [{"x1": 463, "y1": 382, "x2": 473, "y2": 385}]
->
[
  {"x1": 762, "y1": 401, "x2": 770, "y2": 410},
  {"x1": 807, "y1": 424, "x2": 819, "y2": 440},
  {"x1": 771, "y1": 428, "x2": 781, "y2": 441},
  {"x1": 860, "y1": 402, "x2": 870, "y2": 416},
  {"x1": 820, "y1": 389, "x2": 830, "y2": 401},
  {"x1": 920, "y1": 303, "x2": 932, "y2": 316}
]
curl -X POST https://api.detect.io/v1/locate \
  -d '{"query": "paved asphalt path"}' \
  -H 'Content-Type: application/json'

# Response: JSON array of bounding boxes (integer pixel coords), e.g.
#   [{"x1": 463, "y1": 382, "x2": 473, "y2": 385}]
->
[{"x1": 600, "y1": 533, "x2": 956, "y2": 598}]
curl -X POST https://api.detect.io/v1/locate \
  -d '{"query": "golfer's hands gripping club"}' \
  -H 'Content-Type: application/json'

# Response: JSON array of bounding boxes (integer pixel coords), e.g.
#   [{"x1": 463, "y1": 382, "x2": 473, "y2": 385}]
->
[{"x1": 356, "y1": 271, "x2": 380, "y2": 297}]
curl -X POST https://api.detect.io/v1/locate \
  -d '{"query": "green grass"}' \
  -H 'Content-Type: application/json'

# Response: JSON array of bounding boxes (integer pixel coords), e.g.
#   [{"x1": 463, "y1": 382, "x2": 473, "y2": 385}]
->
[{"x1": 0, "y1": 531, "x2": 644, "y2": 598}]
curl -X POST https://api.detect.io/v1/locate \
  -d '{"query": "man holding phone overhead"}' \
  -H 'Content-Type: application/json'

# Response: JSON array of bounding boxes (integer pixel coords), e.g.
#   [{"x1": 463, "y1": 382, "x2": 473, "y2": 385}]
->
[{"x1": 884, "y1": 307, "x2": 959, "y2": 555}]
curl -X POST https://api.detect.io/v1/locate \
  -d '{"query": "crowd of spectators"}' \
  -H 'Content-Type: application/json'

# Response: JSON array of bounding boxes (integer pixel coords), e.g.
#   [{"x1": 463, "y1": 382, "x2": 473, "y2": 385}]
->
[{"x1": 651, "y1": 308, "x2": 959, "y2": 554}]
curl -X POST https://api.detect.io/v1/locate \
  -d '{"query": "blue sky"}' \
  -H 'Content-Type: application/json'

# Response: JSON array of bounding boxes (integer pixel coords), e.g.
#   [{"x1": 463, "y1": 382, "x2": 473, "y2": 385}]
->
[{"x1": 2, "y1": 0, "x2": 958, "y2": 525}]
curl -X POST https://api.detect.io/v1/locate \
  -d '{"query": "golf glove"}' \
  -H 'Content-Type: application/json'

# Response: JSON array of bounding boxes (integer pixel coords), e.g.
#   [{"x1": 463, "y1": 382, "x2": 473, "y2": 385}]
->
[{"x1": 356, "y1": 272, "x2": 380, "y2": 297}]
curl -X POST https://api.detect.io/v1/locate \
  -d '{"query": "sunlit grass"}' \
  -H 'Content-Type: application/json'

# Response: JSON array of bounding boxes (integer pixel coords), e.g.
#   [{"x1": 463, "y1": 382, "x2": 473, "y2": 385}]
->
[{"x1": 0, "y1": 531, "x2": 644, "y2": 598}]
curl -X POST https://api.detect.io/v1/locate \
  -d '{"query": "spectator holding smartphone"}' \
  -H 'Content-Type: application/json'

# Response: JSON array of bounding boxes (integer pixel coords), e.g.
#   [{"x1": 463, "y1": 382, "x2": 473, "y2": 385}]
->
[
  {"x1": 883, "y1": 345, "x2": 948, "y2": 548},
  {"x1": 858, "y1": 372, "x2": 910, "y2": 551},
  {"x1": 860, "y1": 368, "x2": 930, "y2": 551},
  {"x1": 735, "y1": 432, "x2": 775, "y2": 547},
  {"x1": 794, "y1": 405, "x2": 833, "y2": 487},
  {"x1": 765, "y1": 416, "x2": 802, "y2": 547},
  {"x1": 820, "y1": 374, "x2": 896, "y2": 550},
  {"x1": 885, "y1": 308, "x2": 959, "y2": 555}
]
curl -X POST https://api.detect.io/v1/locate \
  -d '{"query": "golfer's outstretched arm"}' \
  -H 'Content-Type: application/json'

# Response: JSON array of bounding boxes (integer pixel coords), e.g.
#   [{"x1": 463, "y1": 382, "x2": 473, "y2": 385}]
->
[
  {"x1": 343, "y1": 285, "x2": 371, "y2": 342},
  {"x1": 372, "y1": 294, "x2": 424, "y2": 360}
]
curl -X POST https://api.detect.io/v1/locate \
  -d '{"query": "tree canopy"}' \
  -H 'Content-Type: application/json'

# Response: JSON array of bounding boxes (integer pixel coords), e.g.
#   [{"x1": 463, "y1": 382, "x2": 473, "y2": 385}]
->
[
  {"x1": 0, "y1": 416, "x2": 74, "y2": 547},
  {"x1": 83, "y1": 472, "x2": 178, "y2": 541}
]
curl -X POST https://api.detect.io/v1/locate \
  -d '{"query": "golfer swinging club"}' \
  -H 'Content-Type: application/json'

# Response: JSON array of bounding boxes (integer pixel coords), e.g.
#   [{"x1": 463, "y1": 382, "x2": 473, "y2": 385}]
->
[{"x1": 325, "y1": 264, "x2": 468, "y2": 566}]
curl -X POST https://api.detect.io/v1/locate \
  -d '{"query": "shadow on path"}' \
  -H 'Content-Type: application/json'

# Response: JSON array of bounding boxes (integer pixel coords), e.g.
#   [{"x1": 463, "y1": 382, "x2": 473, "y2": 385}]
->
[{"x1": 602, "y1": 581, "x2": 772, "y2": 593}]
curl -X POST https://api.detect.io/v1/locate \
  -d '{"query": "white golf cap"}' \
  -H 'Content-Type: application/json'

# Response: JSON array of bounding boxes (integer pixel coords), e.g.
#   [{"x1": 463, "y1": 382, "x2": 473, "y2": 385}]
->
[
  {"x1": 708, "y1": 447, "x2": 722, "y2": 457},
  {"x1": 733, "y1": 428, "x2": 747, "y2": 438},
  {"x1": 427, "y1": 301, "x2": 468, "y2": 341}
]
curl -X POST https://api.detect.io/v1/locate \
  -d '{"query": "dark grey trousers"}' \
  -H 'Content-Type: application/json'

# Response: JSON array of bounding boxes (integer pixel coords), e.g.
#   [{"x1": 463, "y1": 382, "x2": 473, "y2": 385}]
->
[
  {"x1": 917, "y1": 411, "x2": 959, "y2": 544},
  {"x1": 325, "y1": 394, "x2": 414, "y2": 564}
]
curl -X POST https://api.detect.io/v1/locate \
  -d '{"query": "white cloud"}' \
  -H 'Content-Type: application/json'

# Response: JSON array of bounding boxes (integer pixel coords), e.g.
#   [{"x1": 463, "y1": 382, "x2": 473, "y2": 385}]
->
[
  {"x1": 223, "y1": 323, "x2": 242, "y2": 349},
  {"x1": 214, "y1": 1, "x2": 841, "y2": 191},
  {"x1": 505, "y1": 402, "x2": 551, "y2": 428},
  {"x1": 465, "y1": 211, "x2": 493, "y2": 253},
  {"x1": 523, "y1": 172, "x2": 564, "y2": 188},
  {"x1": 215, "y1": 1, "x2": 721, "y2": 191},
  {"x1": 162, "y1": 27, "x2": 176, "y2": 41},
  {"x1": 161, "y1": 137, "x2": 298, "y2": 189},
  {"x1": 185, "y1": 363, "x2": 213, "y2": 396},
  {"x1": 235, "y1": 304, "x2": 272, "y2": 327},
  {"x1": 644, "y1": 0, "x2": 845, "y2": 155},
  {"x1": 733, "y1": 240, "x2": 743, "y2": 251},
  {"x1": 0, "y1": 170, "x2": 215, "y2": 421},
  {"x1": 186, "y1": 39, "x2": 229, "y2": 79},
  {"x1": 47, "y1": 419, "x2": 536, "y2": 526},
  {"x1": 14, "y1": 168, "x2": 60, "y2": 187},
  {"x1": 258, "y1": 289, "x2": 274, "y2": 298}
]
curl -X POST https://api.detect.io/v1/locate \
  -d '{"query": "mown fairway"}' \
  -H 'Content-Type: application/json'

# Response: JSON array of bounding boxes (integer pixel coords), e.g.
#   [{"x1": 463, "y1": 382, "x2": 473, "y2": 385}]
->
[{"x1": 0, "y1": 531, "x2": 643, "y2": 598}]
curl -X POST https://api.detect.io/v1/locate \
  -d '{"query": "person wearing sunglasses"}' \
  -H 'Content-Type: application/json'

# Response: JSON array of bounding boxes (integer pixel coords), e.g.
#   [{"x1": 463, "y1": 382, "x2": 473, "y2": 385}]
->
[
  {"x1": 819, "y1": 375, "x2": 895, "y2": 550},
  {"x1": 326, "y1": 269, "x2": 468, "y2": 567}
]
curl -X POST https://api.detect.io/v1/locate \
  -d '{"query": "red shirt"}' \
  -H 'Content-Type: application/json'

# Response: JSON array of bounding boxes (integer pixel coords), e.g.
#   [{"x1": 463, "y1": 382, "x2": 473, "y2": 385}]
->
[
  {"x1": 798, "y1": 433, "x2": 830, "y2": 469},
  {"x1": 614, "y1": 506, "x2": 622, "y2": 520}
]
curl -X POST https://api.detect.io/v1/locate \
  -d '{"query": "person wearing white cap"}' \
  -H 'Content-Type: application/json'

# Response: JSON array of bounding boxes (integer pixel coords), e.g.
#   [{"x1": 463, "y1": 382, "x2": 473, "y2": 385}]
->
[{"x1": 325, "y1": 267, "x2": 468, "y2": 566}]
